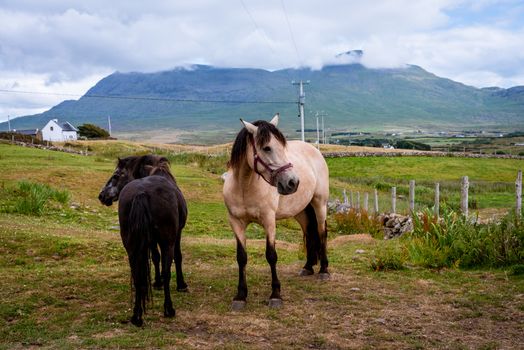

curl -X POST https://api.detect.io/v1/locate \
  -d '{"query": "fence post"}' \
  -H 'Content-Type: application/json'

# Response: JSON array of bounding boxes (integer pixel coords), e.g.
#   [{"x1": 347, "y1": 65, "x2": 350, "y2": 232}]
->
[
  {"x1": 434, "y1": 182, "x2": 440, "y2": 219},
  {"x1": 343, "y1": 189, "x2": 348, "y2": 205},
  {"x1": 461, "y1": 176, "x2": 469, "y2": 217},
  {"x1": 364, "y1": 192, "x2": 369, "y2": 212},
  {"x1": 516, "y1": 170, "x2": 522, "y2": 218},
  {"x1": 356, "y1": 192, "x2": 360, "y2": 210},
  {"x1": 350, "y1": 191, "x2": 354, "y2": 208},
  {"x1": 374, "y1": 189, "x2": 379, "y2": 214},
  {"x1": 409, "y1": 180, "x2": 415, "y2": 213},
  {"x1": 391, "y1": 187, "x2": 396, "y2": 214}
]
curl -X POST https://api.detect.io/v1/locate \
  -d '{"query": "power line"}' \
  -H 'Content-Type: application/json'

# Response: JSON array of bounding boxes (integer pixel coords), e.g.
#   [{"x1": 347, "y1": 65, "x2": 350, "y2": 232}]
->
[
  {"x1": 280, "y1": 0, "x2": 302, "y2": 67},
  {"x1": 0, "y1": 88, "x2": 295, "y2": 105},
  {"x1": 239, "y1": 0, "x2": 277, "y2": 57}
]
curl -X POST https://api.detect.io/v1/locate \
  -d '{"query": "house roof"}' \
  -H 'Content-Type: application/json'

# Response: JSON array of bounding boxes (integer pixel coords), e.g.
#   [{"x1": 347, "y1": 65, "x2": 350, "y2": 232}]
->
[
  {"x1": 15, "y1": 129, "x2": 38, "y2": 135},
  {"x1": 61, "y1": 121, "x2": 78, "y2": 132}
]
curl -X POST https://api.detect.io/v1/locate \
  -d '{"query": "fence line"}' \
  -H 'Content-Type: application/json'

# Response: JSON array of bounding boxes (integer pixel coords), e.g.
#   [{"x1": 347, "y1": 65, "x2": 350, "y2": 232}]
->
[{"x1": 336, "y1": 170, "x2": 522, "y2": 220}]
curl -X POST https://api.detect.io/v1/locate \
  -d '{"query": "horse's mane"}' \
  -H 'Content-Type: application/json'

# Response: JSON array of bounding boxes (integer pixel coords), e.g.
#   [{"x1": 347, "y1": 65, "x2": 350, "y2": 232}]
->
[
  {"x1": 119, "y1": 155, "x2": 174, "y2": 181},
  {"x1": 228, "y1": 120, "x2": 287, "y2": 172},
  {"x1": 149, "y1": 161, "x2": 177, "y2": 184}
]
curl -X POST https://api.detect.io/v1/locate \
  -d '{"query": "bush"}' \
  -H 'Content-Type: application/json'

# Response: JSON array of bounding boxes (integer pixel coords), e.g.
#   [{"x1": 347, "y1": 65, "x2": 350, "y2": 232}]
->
[
  {"x1": 333, "y1": 209, "x2": 382, "y2": 237},
  {"x1": 407, "y1": 208, "x2": 524, "y2": 268},
  {"x1": 77, "y1": 123, "x2": 110, "y2": 139},
  {"x1": 9, "y1": 181, "x2": 70, "y2": 216},
  {"x1": 370, "y1": 241, "x2": 406, "y2": 271}
]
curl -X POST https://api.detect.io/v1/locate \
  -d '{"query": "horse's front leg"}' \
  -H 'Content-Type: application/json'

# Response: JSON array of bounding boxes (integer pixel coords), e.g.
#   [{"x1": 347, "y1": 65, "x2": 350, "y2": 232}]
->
[
  {"x1": 262, "y1": 217, "x2": 282, "y2": 308},
  {"x1": 160, "y1": 243, "x2": 176, "y2": 318},
  {"x1": 229, "y1": 217, "x2": 248, "y2": 310}
]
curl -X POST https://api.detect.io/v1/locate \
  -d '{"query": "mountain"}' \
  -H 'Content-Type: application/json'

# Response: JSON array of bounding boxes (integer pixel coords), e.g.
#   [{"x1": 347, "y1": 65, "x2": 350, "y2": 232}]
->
[{"x1": 3, "y1": 63, "x2": 524, "y2": 141}]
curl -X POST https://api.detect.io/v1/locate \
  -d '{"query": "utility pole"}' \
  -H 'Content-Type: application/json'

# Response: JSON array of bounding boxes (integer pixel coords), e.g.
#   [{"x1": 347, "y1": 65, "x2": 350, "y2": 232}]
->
[
  {"x1": 316, "y1": 111, "x2": 327, "y2": 144},
  {"x1": 292, "y1": 80, "x2": 310, "y2": 142},
  {"x1": 107, "y1": 115, "x2": 112, "y2": 136},
  {"x1": 315, "y1": 112, "x2": 320, "y2": 149},
  {"x1": 7, "y1": 115, "x2": 11, "y2": 132}
]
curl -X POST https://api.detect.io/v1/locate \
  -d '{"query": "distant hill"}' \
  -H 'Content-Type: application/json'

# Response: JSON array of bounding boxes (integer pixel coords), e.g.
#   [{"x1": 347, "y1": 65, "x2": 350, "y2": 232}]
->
[{"x1": 3, "y1": 63, "x2": 524, "y2": 141}]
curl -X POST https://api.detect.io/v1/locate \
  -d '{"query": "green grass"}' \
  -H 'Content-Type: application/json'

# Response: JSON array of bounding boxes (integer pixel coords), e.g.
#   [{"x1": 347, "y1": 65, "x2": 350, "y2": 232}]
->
[
  {"x1": 327, "y1": 156, "x2": 524, "y2": 212},
  {"x1": 0, "y1": 142, "x2": 523, "y2": 349}
]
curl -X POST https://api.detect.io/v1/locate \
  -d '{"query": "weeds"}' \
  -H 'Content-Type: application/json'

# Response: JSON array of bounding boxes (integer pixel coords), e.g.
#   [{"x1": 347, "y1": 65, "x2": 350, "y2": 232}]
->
[
  {"x1": 333, "y1": 209, "x2": 383, "y2": 237},
  {"x1": 370, "y1": 241, "x2": 406, "y2": 271},
  {"x1": 6, "y1": 181, "x2": 70, "y2": 216}
]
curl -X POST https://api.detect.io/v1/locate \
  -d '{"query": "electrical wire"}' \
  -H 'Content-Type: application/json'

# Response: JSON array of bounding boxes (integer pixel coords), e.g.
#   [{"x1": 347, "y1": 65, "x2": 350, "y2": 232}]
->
[
  {"x1": 0, "y1": 88, "x2": 295, "y2": 105},
  {"x1": 280, "y1": 0, "x2": 302, "y2": 67}
]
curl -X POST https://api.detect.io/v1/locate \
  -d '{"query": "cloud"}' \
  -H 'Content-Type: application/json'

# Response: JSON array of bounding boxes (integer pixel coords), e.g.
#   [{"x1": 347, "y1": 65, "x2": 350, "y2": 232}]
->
[{"x1": 0, "y1": 0, "x2": 523, "y2": 119}]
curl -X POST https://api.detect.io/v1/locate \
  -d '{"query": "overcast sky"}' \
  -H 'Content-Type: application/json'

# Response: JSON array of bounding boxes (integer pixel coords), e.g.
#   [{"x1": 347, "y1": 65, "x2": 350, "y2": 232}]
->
[{"x1": 1, "y1": 0, "x2": 523, "y2": 122}]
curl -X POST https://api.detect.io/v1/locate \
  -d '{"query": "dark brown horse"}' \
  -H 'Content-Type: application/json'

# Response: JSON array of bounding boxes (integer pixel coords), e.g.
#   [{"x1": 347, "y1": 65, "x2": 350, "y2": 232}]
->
[{"x1": 98, "y1": 155, "x2": 188, "y2": 326}]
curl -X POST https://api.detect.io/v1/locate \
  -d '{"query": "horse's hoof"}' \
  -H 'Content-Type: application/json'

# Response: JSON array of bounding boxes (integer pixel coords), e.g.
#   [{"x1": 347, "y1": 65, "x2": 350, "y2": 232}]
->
[
  {"x1": 164, "y1": 307, "x2": 176, "y2": 318},
  {"x1": 131, "y1": 316, "x2": 143, "y2": 327},
  {"x1": 231, "y1": 300, "x2": 246, "y2": 311},
  {"x1": 318, "y1": 272, "x2": 331, "y2": 281},
  {"x1": 299, "y1": 268, "x2": 314, "y2": 276},
  {"x1": 268, "y1": 298, "x2": 283, "y2": 308},
  {"x1": 177, "y1": 286, "x2": 189, "y2": 293}
]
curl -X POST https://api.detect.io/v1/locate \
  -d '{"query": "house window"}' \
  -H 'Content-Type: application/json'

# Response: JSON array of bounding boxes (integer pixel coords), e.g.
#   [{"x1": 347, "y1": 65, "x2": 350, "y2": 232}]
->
[{"x1": 50, "y1": 126, "x2": 54, "y2": 131}]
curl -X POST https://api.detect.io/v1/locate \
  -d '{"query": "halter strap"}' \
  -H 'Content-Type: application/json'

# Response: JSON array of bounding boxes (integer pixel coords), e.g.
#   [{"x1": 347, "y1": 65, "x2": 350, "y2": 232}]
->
[{"x1": 250, "y1": 135, "x2": 293, "y2": 186}]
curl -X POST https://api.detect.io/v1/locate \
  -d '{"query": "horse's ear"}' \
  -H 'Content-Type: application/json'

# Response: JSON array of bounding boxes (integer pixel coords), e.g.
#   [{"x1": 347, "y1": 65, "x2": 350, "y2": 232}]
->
[
  {"x1": 117, "y1": 157, "x2": 123, "y2": 166},
  {"x1": 144, "y1": 165, "x2": 154, "y2": 174},
  {"x1": 240, "y1": 118, "x2": 258, "y2": 135},
  {"x1": 269, "y1": 113, "x2": 279, "y2": 126}
]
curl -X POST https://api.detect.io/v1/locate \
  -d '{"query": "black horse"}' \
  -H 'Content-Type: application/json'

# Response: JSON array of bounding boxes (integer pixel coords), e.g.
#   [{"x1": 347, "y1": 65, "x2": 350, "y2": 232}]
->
[{"x1": 98, "y1": 155, "x2": 187, "y2": 326}]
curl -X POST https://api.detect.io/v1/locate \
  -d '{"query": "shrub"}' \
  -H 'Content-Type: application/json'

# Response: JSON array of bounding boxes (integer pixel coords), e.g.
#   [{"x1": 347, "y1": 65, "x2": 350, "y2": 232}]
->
[
  {"x1": 407, "y1": 208, "x2": 524, "y2": 268},
  {"x1": 370, "y1": 241, "x2": 406, "y2": 271},
  {"x1": 10, "y1": 181, "x2": 70, "y2": 216},
  {"x1": 77, "y1": 123, "x2": 110, "y2": 139},
  {"x1": 333, "y1": 209, "x2": 383, "y2": 237}
]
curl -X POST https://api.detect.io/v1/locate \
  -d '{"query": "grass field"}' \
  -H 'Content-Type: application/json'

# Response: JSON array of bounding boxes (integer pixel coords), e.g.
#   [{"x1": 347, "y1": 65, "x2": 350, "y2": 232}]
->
[{"x1": 0, "y1": 142, "x2": 523, "y2": 349}]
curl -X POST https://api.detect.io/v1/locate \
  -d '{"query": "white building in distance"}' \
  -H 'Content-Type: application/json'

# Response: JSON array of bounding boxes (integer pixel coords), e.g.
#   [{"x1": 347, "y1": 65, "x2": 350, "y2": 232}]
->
[{"x1": 39, "y1": 119, "x2": 78, "y2": 142}]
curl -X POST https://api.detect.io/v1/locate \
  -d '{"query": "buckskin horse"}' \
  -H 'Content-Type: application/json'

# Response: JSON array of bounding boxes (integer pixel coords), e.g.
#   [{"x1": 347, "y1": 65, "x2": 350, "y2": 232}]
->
[
  {"x1": 99, "y1": 155, "x2": 188, "y2": 326},
  {"x1": 223, "y1": 114, "x2": 330, "y2": 310}
]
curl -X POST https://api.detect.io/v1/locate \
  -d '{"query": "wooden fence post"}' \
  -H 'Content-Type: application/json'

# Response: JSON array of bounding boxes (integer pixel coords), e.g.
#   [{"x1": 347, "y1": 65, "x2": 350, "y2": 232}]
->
[
  {"x1": 374, "y1": 189, "x2": 379, "y2": 214},
  {"x1": 516, "y1": 170, "x2": 522, "y2": 218},
  {"x1": 434, "y1": 182, "x2": 440, "y2": 219},
  {"x1": 461, "y1": 176, "x2": 469, "y2": 217},
  {"x1": 409, "y1": 180, "x2": 415, "y2": 213},
  {"x1": 364, "y1": 192, "x2": 369, "y2": 212},
  {"x1": 391, "y1": 187, "x2": 396, "y2": 214},
  {"x1": 350, "y1": 191, "x2": 354, "y2": 208},
  {"x1": 343, "y1": 189, "x2": 348, "y2": 205},
  {"x1": 356, "y1": 192, "x2": 360, "y2": 210}
]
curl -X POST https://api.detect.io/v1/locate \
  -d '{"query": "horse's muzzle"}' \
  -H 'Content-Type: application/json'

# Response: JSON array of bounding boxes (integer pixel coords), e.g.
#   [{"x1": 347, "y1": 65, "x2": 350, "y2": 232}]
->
[
  {"x1": 277, "y1": 177, "x2": 299, "y2": 195},
  {"x1": 98, "y1": 191, "x2": 115, "y2": 206}
]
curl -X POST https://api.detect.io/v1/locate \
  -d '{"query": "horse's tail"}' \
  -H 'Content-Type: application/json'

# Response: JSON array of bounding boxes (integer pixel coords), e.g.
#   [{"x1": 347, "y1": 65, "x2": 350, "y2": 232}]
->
[
  {"x1": 128, "y1": 191, "x2": 152, "y2": 313},
  {"x1": 303, "y1": 203, "x2": 321, "y2": 265}
]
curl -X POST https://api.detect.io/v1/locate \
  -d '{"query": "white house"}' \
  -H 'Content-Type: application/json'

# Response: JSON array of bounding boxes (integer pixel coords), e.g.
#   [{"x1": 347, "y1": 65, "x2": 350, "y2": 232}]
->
[{"x1": 39, "y1": 119, "x2": 78, "y2": 142}]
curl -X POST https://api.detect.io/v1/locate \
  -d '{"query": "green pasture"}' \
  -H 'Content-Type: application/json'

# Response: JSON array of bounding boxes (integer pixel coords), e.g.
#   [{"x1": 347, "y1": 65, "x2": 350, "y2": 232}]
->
[
  {"x1": 327, "y1": 156, "x2": 524, "y2": 214},
  {"x1": 0, "y1": 142, "x2": 523, "y2": 349}
]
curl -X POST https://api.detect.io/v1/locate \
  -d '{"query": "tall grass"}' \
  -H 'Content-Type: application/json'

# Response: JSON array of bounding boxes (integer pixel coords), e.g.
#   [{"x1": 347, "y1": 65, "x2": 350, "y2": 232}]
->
[
  {"x1": 333, "y1": 209, "x2": 382, "y2": 237},
  {"x1": 407, "y1": 209, "x2": 524, "y2": 268},
  {"x1": 10, "y1": 181, "x2": 70, "y2": 216}
]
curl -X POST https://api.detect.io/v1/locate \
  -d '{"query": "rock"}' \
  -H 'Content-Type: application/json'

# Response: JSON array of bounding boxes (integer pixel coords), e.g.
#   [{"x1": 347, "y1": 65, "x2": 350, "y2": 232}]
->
[
  {"x1": 355, "y1": 249, "x2": 366, "y2": 254},
  {"x1": 380, "y1": 213, "x2": 414, "y2": 239},
  {"x1": 350, "y1": 287, "x2": 361, "y2": 292}
]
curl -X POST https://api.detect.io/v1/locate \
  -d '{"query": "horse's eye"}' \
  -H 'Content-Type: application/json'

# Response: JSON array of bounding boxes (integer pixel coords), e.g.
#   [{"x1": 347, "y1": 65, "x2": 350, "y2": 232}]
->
[{"x1": 263, "y1": 146, "x2": 271, "y2": 152}]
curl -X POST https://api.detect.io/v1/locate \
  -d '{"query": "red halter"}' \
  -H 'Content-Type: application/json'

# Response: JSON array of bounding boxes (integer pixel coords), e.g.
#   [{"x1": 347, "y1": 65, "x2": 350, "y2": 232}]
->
[{"x1": 250, "y1": 135, "x2": 293, "y2": 186}]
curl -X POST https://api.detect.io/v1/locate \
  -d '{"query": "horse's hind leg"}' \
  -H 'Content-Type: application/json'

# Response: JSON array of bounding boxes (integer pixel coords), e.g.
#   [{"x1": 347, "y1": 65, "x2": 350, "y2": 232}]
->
[
  {"x1": 151, "y1": 243, "x2": 163, "y2": 290},
  {"x1": 311, "y1": 197, "x2": 329, "y2": 278},
  {"x1": 160, "y1": 243, "x2": 176, "y2": 318},
  {"x1": 295, "y1": 208, "x2": 318, "y2": 276},
  {"x1": 174, "y1": 233, "x2": 188, "y2": 292}
]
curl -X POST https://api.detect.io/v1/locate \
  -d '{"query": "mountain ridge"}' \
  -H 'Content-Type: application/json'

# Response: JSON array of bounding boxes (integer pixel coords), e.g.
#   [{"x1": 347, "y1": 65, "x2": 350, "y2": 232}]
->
[{"x1": 2, "y1": 63, "x2": 523, "y2": 141}]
